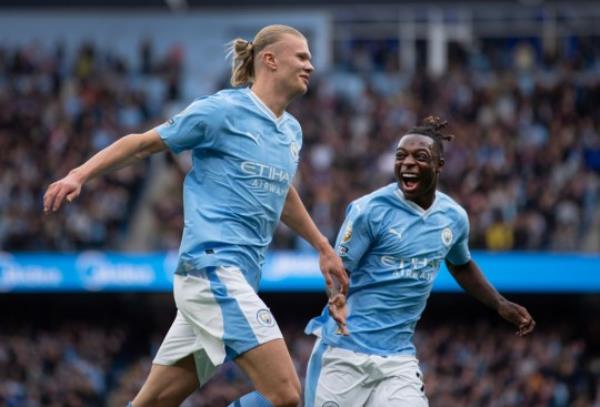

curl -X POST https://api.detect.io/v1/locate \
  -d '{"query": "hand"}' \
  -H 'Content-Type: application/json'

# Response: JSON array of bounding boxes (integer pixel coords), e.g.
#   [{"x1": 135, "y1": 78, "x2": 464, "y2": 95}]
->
[
  {"x1": 328, "y1": 293, "x2": 349, "y2": 336},
  {"x1": 318, "y1": 246, "x2": 349, "y2": 296},
  {"x1": 497, "y1": 300, "x2": 535, "y2": 336},
  {"x1": 43, "y1": 171, "x2": 84, "y2": 213},
  {"x1": 319, "y1": 246, "x2": 349, "y2": 334}
]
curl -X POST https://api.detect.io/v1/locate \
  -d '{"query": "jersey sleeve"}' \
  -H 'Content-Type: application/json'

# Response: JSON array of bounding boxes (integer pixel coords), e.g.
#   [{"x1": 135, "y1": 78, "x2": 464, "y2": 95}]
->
[
  {"x1": 334, "y1": 202, "x2": 375, "y2": 272},
  {"x1": 155, "y1": 96, "x2": 221, "y2": 153},
  {"x1": 446, "y1": 208, "x2": 472, "y2": 266}
]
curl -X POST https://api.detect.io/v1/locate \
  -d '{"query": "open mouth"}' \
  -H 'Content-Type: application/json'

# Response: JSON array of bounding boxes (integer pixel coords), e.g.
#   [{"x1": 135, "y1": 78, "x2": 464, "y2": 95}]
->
[
  {"x1": 300, "y1": 75, "x2": 309, "y2": 85},
  {"x1": 400, "y1": 173, "x2": 420, "y2": 192}
]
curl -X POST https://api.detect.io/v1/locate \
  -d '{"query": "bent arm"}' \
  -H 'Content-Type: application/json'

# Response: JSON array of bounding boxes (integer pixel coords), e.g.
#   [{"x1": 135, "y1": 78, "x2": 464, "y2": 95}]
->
[
  {"x1": 281, "y1": 185, "x2": 331, "y2": 253},
  {"x1": 281, "y1": 186, "x2": 349, "y2": 293},
  {"x1": 445, "y1": 260, "x2": 504, "y2": 310},
  {"x1": 446, "y1": 259, "x2": 535, "y2": 335},
  {"x1": 281, "y1": 185, "x2": 349, "y2": 334},
  {"x1": 44, "y1": 129, "x2": 167, "y2": 212}
]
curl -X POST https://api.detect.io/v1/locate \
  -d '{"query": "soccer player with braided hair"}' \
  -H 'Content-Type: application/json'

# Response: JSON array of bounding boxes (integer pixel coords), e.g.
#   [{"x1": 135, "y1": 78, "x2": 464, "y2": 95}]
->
[
  {"x1": 43, "y1": 24, "x2": 348, "y2": 407},
  {"x1": 304, "y1": 116, "x2": 535, "y2": 407}
]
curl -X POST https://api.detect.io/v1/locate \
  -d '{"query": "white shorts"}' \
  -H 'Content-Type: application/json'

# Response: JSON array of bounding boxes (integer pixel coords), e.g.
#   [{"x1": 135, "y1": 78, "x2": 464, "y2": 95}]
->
[
  {"x1": 305, "y1": 338, "x2": 429, "y2": 407},
  {"x1": 153, "y1": 266, "x2": 283, "y2": 385}
]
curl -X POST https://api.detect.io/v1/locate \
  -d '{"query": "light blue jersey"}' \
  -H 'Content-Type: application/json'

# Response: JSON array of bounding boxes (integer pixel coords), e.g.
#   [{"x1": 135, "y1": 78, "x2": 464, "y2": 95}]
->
[
  {"x1": 306, "y1": 183, "x2": 471, "y2": 356},
  {"x1": 156, "y1": 88, "x2": 302, "y2": 290}
]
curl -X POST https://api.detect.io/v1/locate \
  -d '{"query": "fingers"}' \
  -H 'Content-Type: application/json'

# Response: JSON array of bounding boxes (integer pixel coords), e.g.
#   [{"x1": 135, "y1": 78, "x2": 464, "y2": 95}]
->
[
  {"x1": 337, "y1": 269, "x2": 349, "y2": 295},
  {"x1": 516, "y1": 316, "x2": 535, "y2": 336},
  {"x1": 322, "y1": 270, "x2": 333, "y2": 289},
  {"x1": 515, "y1": 307, "x2": 535, "y2": 336},
  {"x1": 43, "y1": 182, "x2": 77, "y2": 213},
  {"x1": 43, "y1": 184, "x2": 59, "y2": 213},
  {"x1": 328, "y1": 294, "x2": 349, "y2": 336}
]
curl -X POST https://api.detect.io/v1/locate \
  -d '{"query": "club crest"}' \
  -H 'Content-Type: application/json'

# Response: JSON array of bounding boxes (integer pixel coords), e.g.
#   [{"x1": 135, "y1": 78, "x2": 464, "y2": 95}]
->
[
  {"x1": 290, "y1": 141, "x2": 300, "y2": 161},
  {"x1": 441, "y1": 227, "x2": 453, "y2": 246}
]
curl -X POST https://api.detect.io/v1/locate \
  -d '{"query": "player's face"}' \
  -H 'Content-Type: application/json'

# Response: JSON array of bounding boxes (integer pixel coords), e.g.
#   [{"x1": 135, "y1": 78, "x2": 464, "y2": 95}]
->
[
  {"x1": 394, "y1": 134, "x2": 443, "y2": 207},
  {"x1": 270, "y1": 34, "x2": 314, "y2": 97}
]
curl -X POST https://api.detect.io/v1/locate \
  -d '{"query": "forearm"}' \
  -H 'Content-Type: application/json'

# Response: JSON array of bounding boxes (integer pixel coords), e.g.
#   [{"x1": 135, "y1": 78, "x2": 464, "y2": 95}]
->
[
  {"x1": 280, "y1": 185, "x2": 330, "y2": 253},
  {"x1": 70, "y1": 131, "x2": 165, "y2": 184},
  {"x1": 447, "y1": 260, "x2": 506, "y2": 310}
]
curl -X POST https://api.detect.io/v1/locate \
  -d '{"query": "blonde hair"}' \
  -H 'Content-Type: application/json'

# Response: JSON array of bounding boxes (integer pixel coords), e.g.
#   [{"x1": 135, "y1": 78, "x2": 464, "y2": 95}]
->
[{"x1": 229, "y1": 24, "x2": 305, "y2": 87}]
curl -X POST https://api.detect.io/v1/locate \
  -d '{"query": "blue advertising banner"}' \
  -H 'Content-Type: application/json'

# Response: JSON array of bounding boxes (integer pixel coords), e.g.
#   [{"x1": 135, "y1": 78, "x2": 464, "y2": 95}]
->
[{"x1": 0, "y1": 251, "x2": 598, "y2": 293}]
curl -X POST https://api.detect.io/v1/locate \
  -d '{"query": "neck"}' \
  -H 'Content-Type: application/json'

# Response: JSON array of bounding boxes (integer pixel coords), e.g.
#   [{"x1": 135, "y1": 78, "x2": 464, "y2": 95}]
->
[
  {"x1": 250, "y1": 81, "x2": 292, "y2": 118},
  {"x1": 410, "y1": 193, "x2": 435, "y2": 210}
]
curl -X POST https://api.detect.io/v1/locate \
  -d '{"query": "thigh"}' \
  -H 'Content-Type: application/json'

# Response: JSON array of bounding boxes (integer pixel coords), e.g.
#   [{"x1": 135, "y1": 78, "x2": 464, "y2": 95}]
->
[
  {"x1": 154, "y1": 310, "x2": 219, "y2": 386},
  {"x1": 177, "y1": 267, "x2": 283, "y2": 361},
  {"x1": 234, "y1": 338, "x2": 300, "y2": 396},
  {"x1": 306, "y1": 341, "x2": 372, "y2": 407},
  {"x1": 367, "y1": 359, "x2": 428, "y2": 407}
]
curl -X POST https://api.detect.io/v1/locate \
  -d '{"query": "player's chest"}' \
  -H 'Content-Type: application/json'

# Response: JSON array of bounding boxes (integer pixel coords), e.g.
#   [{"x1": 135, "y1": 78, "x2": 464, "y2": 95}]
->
[
  {"x1": 376, "y1": 213, "x2": 457, "y2": 258},
  {"x1": 220, "y1": 118, "x2": 300, "y2": 173}
]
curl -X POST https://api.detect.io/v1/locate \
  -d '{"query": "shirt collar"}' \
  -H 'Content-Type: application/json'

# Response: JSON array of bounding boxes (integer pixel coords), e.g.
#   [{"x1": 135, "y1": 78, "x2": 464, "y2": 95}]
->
[
  {"x1": 394, "y1": 187, "x2": 439, "y2": 218},
  {"x1": 245, "y1": 88, "x2": 286, "y2": 124}
]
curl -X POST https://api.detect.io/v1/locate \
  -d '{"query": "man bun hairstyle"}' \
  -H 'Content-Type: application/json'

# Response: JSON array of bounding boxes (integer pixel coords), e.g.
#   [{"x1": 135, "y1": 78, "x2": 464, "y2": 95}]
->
[
  {"x1": 229, "y1": 24, "x2": 306, "y2": 87},
  {"x1": 407, "y1": 116, "x2": 454, "y2": 157}
]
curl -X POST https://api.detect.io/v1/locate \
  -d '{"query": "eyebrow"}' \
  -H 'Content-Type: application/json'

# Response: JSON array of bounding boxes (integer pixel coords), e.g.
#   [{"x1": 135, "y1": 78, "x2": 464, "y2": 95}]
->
[
  {"x1": 296, "y1": 51, "x2": 312, "y2": 59},
  {"x1": 396, "y1": 147, "x2": 432, "y2": 153}
]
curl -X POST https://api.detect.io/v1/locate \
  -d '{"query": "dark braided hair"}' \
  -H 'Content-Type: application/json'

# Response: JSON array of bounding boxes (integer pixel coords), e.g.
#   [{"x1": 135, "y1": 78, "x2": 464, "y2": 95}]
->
[{"x1": 405, "y1": 116, "x2": 454, "y2": 158}]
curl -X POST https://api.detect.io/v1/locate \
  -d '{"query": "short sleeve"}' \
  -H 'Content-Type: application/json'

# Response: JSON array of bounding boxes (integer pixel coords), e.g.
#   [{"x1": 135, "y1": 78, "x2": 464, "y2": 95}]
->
[
  {"x1": 155, "y1": 96, "x2": 220, "y2": 153},
  {"x1": 335, "y1": 202, "x2": 375, "y2": 272},
  {"x1": 446, "y1": 209, "x2": 471, "y2": 266}
]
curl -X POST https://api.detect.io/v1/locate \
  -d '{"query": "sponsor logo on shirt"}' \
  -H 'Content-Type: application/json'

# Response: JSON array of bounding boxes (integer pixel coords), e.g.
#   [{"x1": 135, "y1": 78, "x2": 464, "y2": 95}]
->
[
  {"x1": 241, "y1": 161, "x2": 292, "y2": 196},
  {"x1": 380, "y1": 255, "x2": 443, "y2": 282},
  {"x1": 322, "y1": 402, "x2": 340, "y2": 407}
]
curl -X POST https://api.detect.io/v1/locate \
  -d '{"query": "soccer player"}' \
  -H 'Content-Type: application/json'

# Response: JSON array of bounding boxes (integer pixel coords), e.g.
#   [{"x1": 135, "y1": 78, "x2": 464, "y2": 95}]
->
[
  {"x1": 304, "y1": 117, "x2": 536, "y2": 407},
  {"x1": 43, "y1": 25, "x2": 348, "y2": 407}
]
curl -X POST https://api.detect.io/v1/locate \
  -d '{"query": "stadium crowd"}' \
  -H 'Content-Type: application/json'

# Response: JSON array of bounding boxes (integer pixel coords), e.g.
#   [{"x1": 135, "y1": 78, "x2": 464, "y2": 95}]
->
[
  {"x1": 1, "y1": 39, "x2": 599, "y2": 252},
  {"x1": 0, "y1": 319, "x2": 597, "y2": 406},
  {"x1": 0, "y1": 41, "x2": 181, "y2": 251}
]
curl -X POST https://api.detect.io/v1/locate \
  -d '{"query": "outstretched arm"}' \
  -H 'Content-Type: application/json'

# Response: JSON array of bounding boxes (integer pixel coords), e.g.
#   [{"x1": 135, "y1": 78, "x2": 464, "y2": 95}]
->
[
  {"x1": 446, "y1": 260, "x2": 535, "y2": 336},
  {"x1": 281, "y1": 185, "x2": 349, "y2": 334},
  {"x1": 43, "y1": 129, "x2": 167, "y2": 213}
]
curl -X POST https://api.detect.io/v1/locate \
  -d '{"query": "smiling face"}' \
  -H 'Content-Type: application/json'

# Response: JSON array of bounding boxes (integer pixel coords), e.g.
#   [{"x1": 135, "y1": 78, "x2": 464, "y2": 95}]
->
[
  {"x1": 265, "y1": 33, "x2": 314, "y2": 97},
  {"x1": 394, "y1": 134, "x2": 444, "y2": 209}
]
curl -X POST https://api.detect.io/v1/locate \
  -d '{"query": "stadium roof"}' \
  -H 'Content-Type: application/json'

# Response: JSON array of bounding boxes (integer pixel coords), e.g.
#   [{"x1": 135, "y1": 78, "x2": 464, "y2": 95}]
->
[{"x1": 0, "y1": 0, "x2": 596, "y2": 8}]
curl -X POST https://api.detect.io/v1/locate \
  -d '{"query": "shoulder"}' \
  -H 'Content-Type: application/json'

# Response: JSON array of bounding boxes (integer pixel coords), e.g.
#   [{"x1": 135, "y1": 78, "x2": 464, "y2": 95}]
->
[
  {"x1": 349, "y1": 184, "x2": 397, "y2": 221},
  {"x1": 436, "y1": 191, "x2": 469, "y2": 225},
  {"x1": 183, "y1": 89, "x2": 247, "y2": 124}
]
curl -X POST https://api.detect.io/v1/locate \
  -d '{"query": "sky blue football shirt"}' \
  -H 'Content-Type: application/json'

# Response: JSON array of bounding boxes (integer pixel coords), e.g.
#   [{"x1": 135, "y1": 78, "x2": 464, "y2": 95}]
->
[
  {"x1": 306, "y1": 183, "x2": 471, "y2": 356},
  {"x1": 155, "y1": 88, "x2": 302, "y2": 290}
]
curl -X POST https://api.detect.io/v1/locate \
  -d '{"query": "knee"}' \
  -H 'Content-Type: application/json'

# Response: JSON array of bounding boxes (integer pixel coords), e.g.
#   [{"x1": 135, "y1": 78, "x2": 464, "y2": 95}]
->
[
  {"x1": 271, "y1": 389, "x2": 300, "y2": 407},
  {"x1": 267, "y1": 379, "x2": 301, "y2": 407}
]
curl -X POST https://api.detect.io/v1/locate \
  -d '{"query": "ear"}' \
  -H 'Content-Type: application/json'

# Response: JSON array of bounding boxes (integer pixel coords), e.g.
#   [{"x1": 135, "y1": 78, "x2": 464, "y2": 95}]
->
[
  {"x1": 437, "y1": 157, "x2": 445, "y2": 173},
  {"x1": 261, "y1": 50, "x2": 277, "y2": 71}
]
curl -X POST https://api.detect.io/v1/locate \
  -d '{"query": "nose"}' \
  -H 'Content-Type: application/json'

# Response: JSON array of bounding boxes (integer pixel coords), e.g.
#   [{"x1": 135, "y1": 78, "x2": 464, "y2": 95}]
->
[
  {"x1": 402, "y1": 154, "x2": 417, "y2": 166},
  {"x1": 305, "y1": 61, "x2": 314, "y2": 73}
]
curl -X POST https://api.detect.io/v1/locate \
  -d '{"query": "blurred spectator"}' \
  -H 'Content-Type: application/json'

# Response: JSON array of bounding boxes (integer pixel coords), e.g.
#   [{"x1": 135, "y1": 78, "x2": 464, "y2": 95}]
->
[
  {"x1": 2, "y1": 36, "x2": 600, "y2": 253},
  {"x1": 0, "y1": 41, "x2": 184, "y2": 251},
  {"x1": 0, "y1": 319, "x2": 596, "y2": 406}
]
